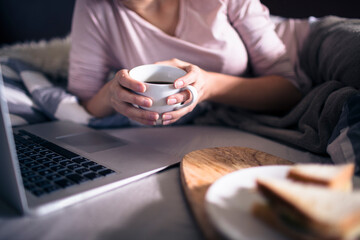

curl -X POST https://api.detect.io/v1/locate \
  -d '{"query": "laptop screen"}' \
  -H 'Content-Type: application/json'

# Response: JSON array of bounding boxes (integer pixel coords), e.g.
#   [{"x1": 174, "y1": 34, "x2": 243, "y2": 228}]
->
[{"x1": 0, "y1": 65, "x2": 28, "y2": 214}]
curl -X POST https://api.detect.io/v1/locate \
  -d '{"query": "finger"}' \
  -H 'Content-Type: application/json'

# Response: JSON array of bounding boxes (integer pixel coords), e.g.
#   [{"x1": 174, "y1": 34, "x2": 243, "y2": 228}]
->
[
  {"x1": 116, "y1": 87, "x2": 153, "y2": 108},
  {"x1": 111, "y1": 101, "x2": 159, "y2": 122},
  {"x1": 161, "y1": 104, "x2": 194, "y2": 125},
  {"x1": 167, "y1": 89, "x2": 191, "y2": 105},
  {"x1": 154, "y1": 59, "x2": 197, "y2": 89},
  {"x1": 115, "y1": 70, "x2": 146, "y2": 93},
  {"x1": 174, "y1": 64, "x2": 199, "y2": 89},
  {"x1": 162, "y1": 118, "x2": 178, "y2": 126}
]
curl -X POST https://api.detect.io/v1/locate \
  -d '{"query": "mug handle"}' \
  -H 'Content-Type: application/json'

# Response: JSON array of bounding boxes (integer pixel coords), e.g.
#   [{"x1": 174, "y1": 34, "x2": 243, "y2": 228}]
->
[{"x1": 179, "y1": 85, "x2": 198, "y2": 108}]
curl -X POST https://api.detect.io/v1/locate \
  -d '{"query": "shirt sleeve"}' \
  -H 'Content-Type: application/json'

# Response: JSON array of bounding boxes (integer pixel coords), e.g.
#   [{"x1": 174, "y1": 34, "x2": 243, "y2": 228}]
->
[
  {"x1": 226, "y1": 0, "x2": 298, "y2": 88},
  {"x1": 68, "y1": 0, "x2": 113, "y2": 101}
]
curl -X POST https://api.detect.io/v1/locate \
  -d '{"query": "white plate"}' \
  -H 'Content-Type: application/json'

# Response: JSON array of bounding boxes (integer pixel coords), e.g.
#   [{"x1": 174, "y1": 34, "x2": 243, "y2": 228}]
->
[{"x1": 205, "y1": 165, "x2": 291, "y2": 240}]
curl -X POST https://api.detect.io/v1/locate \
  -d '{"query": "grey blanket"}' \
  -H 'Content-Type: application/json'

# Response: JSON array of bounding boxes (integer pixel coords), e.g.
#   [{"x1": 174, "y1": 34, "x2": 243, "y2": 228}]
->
[{"x1": 195, "y1": 16, "x2": 360, "y2": 154}]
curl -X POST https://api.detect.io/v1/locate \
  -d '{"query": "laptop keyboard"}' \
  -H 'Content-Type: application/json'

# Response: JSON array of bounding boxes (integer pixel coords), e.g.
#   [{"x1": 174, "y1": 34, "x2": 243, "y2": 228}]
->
[{"x1": 13, "y1": 130, "x2": 116, "y2": 197}]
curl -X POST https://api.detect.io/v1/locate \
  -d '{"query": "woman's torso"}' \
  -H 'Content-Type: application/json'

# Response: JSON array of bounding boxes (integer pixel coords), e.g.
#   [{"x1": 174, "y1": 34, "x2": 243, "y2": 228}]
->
[{"x1": 99, "y1": 0, "x2": 249, "y2": 75}]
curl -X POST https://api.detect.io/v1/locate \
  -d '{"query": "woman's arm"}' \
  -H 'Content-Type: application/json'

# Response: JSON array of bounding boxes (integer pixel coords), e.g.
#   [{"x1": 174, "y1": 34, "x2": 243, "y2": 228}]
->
[
  {"x1": 204, "y1": 72, "x2": 302, "y2": 112},
  {"x1": 158, "y1": 59, "x2": 301, "y2": 125}
]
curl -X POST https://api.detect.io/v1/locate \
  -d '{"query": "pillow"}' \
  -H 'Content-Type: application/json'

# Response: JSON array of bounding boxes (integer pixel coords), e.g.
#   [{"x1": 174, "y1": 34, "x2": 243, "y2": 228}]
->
[{"x1": 0, "y1": 35, "x2": 71, "y2": 79}]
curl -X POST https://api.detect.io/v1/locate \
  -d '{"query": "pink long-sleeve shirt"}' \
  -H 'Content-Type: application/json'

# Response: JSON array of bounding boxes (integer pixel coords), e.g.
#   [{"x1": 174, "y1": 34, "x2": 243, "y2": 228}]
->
[{"x1": 68, "y1": 0, "x2": 301, "y2": 101}]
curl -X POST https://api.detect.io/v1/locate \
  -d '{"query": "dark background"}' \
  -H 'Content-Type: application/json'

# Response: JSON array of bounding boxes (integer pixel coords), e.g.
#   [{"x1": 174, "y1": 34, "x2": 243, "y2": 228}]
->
[
  {"x1": 261, "y1": 0, "x2": 359, "y2": 19},
  {"x1": 0, "y1": 0, "x2": 359, "y2": 46},
  {"x1": 0, "y1": 0, "x2": 76, "y2": 46}
]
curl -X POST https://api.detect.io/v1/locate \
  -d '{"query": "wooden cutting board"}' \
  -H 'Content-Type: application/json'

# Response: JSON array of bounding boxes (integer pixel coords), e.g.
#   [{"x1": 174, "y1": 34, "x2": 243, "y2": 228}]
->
[{"x1": 180, "y1": 146, "x2": 292, "y2": 240}]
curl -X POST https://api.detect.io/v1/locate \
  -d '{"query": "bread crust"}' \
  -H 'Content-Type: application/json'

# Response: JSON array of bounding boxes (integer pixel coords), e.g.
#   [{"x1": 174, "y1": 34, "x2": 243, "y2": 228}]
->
[{"x1": 287, "y1": 163, "x2": 354, "y2": 191}]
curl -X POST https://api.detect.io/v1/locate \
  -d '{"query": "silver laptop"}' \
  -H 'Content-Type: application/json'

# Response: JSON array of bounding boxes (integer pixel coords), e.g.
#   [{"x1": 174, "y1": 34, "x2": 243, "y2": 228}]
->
[{"x1": 0, "y1": 73, "x2": 179, "y2": 216}]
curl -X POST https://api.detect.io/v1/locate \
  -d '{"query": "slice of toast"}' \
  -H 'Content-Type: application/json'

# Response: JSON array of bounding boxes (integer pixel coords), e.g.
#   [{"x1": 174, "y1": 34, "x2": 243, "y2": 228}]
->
[
  {"x1": 287, "y1": 163, "x2": 355, "y2": 191},
  {"x1": 253, "y1": 177, "x2": 360, "y2": 240}
]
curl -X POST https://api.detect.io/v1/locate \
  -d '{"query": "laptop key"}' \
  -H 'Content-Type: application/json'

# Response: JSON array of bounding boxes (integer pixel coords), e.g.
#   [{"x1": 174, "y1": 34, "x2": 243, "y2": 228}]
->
[
  {"x1": 98, "y1": 169, "x2": 116, "y2": 176},
  {"x1": 90, "y1": 165, "x2": 105, "y2": 172},
  {"x1": 32, "y1": 189, "x2": 46, "y2": 197},
  {"x1": 36, "y1": 158, "x2": 51, "y2": 164},
  {"x1": 82, "y1": 161, "x2": 96, "y2": 168},
  {"x1": 53, "y1": 156, "x2": 66, "y2": 161},
  {"x1": 28, "y1": 175, "x2": 45, "y2": 183},
  {"x1": 58, "y1": 169, "x2": 73, "y2": 176},
  {"x1": 59, "y1": 160, "x2": 73, "y2": 166},
  {"x1": 36, "y1": 180, "x2": 52, "y2": 188},
  {"x1": 25, "y1": 162, "x2": 41, "y2": 168},
  {"x1": 24, "y1": 182, "x2": 37, "y2": 191},
  {"x1": 43, "y1": 161, "x2": 59, "y2": 167},
  {"x1": 28, "y1": 145, "x2": 42, "y2": 151},
  {"x1": 76, "y1": 167, "x2": 91, "y2": 175},
  {"x1": 38, "y1": 169, "x2": 54, "y2": 176},
  {"x1": 20, "y1": 166, "x2": 31, "y2": 174},
  {"x1": 19, "y1": 157, "x2": 34, "y2": 164},
  {"x1": 67, "y1": 164, "x2": 82, "y2": 170},
  {"x1": 55, "y1": 178, "x2": 75, "y2": 188},
  {"x1": 67, "y1": 174, "x2": 89, "y2": 184},
  {"x1": 50, "y1": 165, "x2": 66, "y2": 172},
  {"x1": 21, "y1": 171, "x2": 37, "y2": 178},
  {"x1": 46, "y1": 153, "x2": 61, "y2": 159},
  {"x1": 31, "y1": 165, "x2": 47, "y2": 172},
  {"x1": 31, "y1": 155, "x2": 47, "y2": 161},
  {"x1": 28, "y1": 151, "x2": 40, "y2": 157},
  {"x1": 39, "y1": 150, "x2": 53, "y2": 156},
  {"x1": 43, "y1": 185, "x2": 61, "y2": 193},
  {"x1": 73, "y1": 158, "x2": 88, "y2": 164},
  {"x1": 46, "y1": 173, "x2": 63, "y2": 181},
  {"x1": 84, "y1": 172, "x2": 102, "y2": 180}
]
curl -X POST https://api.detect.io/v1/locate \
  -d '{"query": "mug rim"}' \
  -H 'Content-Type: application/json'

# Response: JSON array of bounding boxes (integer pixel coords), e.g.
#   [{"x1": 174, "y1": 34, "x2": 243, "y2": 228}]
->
[{"x1": 129, "y1": 64, "x2": 186, "y2": 85}]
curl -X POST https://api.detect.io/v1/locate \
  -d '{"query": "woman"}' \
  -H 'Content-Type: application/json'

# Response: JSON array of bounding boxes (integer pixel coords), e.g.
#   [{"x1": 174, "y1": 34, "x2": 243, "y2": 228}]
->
[{"x1": 68, "y1": 0, "x2": 304, "y2": 126}]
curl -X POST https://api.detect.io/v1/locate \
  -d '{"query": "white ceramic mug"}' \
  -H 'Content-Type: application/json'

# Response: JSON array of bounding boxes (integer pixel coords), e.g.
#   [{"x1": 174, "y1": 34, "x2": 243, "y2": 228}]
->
[{"x1": 129, "y1": 64, "x2": 198, "y2": 124}]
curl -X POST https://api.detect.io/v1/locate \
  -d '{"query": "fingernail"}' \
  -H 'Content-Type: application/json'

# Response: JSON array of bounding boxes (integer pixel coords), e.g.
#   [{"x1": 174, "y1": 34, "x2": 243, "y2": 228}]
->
[
  {"x1": 137, "y1": 84, "x2": 145, "y2": 92},
  {"x1": 143, "y1": 98, "x2": 152, "y2": 107},
  {"x1": 175, "y1": 80, "x2": 184, "y2": 88},
  {"x1": 148, "y1": 112, "x2": 159, "y2": 120},
  {"x1": 162, "y1": 120, "x2": 171, "y2": 125},
  {"x1": 154, "y1": 113, "x2": 160, "y2": 120},
  {"x1": 167, "y1": 98, "x2": 177, "y2": 105},
  {"x1": 162, "y1": 114, "x2": 172, "y2": 120}
]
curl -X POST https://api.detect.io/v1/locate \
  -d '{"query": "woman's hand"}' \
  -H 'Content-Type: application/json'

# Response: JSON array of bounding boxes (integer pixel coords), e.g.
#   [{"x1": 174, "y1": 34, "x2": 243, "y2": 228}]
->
[
  {"x1": 155, "y1": 58, "x2": 210, "y2": 125},
  {"x1": 84, "y1": 69, "x2": 160, "y2": 125}
]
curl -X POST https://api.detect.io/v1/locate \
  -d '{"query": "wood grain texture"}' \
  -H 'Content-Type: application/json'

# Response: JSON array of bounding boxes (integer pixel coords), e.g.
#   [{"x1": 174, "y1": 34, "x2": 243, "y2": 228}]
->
[{"x1": 180, "y1": 147, "x2": 293, "y2": 240}]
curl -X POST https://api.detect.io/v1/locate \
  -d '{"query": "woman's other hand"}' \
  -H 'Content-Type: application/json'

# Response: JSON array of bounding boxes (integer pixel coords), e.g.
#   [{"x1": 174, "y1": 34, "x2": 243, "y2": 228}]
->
[
  {"x1": 155, "y1": 58, "x2": 210, "y2": 125},
  {"x1": 84, "y1": 69, "x2": 160, "y2": 125}
]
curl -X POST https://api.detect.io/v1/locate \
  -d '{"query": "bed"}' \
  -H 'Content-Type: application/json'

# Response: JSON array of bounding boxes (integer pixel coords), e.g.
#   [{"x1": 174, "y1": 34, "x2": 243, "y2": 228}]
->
[{"x1": 0, "y1": 1, "x2": 359, "y2": 239}]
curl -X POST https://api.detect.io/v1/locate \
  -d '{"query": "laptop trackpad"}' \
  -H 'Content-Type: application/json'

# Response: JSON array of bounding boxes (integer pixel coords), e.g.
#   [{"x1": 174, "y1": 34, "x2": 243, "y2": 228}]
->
[{"x1": 56, "y1": 132, "x2": 127, "y2": 153}]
